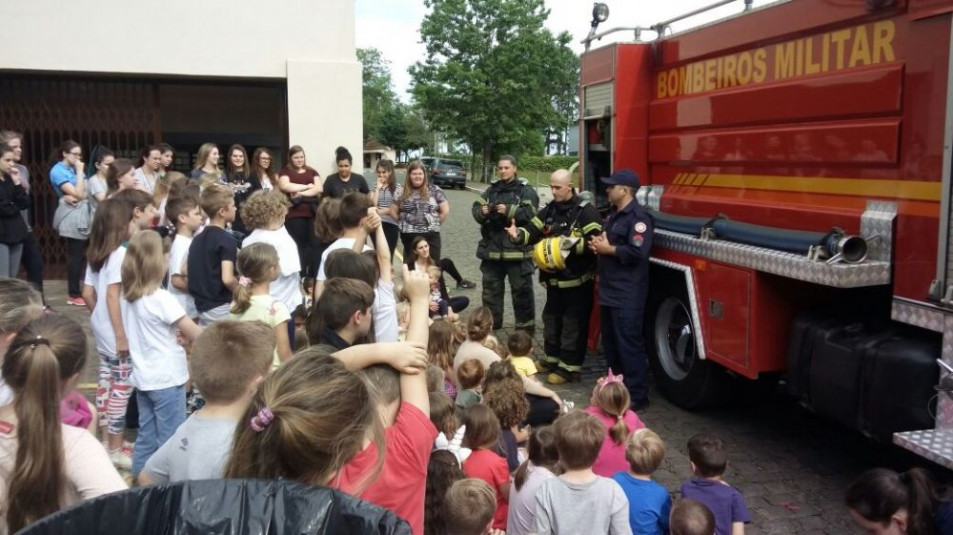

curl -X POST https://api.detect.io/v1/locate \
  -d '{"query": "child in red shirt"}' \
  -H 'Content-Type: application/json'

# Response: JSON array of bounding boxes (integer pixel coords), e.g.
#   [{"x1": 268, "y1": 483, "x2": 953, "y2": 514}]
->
[
  {"x1": 461, "y1": 404, "x2": 511, "y2": 531},
  {"x1": 336, "y1": 266, "x2": 437, "y2": 535}
]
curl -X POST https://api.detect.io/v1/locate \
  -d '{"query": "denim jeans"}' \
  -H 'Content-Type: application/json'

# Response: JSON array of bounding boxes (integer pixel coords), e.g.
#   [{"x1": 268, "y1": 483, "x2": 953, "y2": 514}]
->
[
  {"x1": 132, "y1": 385, "x2": 186, "y2": 476},
  {"x1": 199, "y1": 303, "x2": 231, "y2": 327}
]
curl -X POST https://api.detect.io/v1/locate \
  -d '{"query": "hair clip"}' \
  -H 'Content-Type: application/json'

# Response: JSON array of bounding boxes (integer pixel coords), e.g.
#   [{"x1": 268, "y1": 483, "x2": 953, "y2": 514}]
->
[
  {"x1": 249, "y1": 407, "x2": 274, "y2": 432},
  {"x1": 597, "y1": 369, "x2": 625, "y2": 390},
  {"x1": 30, "y1": 336, "x2": 51, "y2": 350},
  {"x1": 238, "y1": 276, "x2": 252, "y2": 288}
]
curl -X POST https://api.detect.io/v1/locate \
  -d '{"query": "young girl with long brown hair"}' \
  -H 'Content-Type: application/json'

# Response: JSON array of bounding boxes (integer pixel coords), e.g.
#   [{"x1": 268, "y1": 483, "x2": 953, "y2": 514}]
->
[
  {"x1": 82, "y1": 192, "x2": 156, "y2": 470},
  {"x1": 0, "y1": 315, "x2": 126, "y2": 533},
  {"x1": 229, "y1": 242, "x2": 293, "y2": 368},
  {"x1": 120, "y1": 230, "x2": 202, "y2": 478},
  {"x1": 461, "y1": 404, "x2": 510, "y2": 531}
]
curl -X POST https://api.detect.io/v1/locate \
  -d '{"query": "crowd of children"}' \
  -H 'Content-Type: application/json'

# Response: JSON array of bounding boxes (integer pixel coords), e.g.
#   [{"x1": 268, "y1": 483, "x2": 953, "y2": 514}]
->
[{"x1": 3, "y1": 147, "x2": 953, "y2": 535}]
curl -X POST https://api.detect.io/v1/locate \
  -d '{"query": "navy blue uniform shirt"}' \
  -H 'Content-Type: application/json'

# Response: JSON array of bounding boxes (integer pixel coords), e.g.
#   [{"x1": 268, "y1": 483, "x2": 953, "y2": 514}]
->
[{"x1": 597, "y1": 199, "x2": 653, "y2": 308}]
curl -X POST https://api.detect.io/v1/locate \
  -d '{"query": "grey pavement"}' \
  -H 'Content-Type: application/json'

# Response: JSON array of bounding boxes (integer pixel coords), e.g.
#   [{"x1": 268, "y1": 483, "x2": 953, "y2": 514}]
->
[{"x1": 43, "y1": 185, "x2": 944, "y2": 534}]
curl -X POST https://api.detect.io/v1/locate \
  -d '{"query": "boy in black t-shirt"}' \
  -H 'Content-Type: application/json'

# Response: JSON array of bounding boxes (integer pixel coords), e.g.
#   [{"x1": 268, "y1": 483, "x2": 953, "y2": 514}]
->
[{"x1": 188, "y1": 184, "x2": 239, "y2": 326}]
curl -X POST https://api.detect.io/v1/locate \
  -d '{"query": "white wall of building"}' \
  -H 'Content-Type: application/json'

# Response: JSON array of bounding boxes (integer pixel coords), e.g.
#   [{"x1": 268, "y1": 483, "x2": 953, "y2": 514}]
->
[{"x1": 0, "y1": 0, "x2": 362, "y2": 171}]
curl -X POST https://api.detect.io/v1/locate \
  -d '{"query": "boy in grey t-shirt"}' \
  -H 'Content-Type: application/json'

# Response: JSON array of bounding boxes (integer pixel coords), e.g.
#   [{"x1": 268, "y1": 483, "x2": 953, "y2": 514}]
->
[
  {"x1": 138, "y1": 321, "x2": 274, "y2": 484},
  {"x1": 535, "y1": 411, "x2": 632, "y2": 535}
]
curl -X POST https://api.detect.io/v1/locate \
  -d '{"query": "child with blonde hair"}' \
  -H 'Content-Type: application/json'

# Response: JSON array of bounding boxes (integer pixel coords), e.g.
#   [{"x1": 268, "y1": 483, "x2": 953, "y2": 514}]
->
[
  {"x1": 444, "y1": 478, "x2": 504, "y2": 535},
  {"x1": 187, "y1": 183, "x2": 239, "y2": 325},
  {"x1": 241, "y1": 190, "x2": 302, "y2": 342},
  {"x1": 613, "y1": 428, "x2": 671, "y2": 535},
  {"x1": 427, "y1": 265, "x2": 453, "y2": 319},
  {"x1": 229, "y1": 243, "x2": 292, "y2": 368},
  {"x1": 585, "y1": 370, "x2": 645, "y2": 477},
  {"x1": 120, "y1": 230, "x2": 203, "y2": 478}
]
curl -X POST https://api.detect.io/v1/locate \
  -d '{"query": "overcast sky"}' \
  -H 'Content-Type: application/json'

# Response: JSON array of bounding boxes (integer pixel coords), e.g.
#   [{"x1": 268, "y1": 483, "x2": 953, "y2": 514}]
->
[{"x1": 355, "y1": 0, "x2": 783, "y2": 100}]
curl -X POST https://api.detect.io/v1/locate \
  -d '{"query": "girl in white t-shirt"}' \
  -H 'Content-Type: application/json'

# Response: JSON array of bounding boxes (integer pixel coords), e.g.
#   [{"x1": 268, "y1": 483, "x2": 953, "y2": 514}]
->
[
  {"x1": 229, "y1": 243, "x2": 293, "y2": 369},
  {"x1": 120, "y1": 230, "x2": 202, "y2": 479},
  {"x1": 82, "y1": 190, "x2": 157, "y2": 470}
]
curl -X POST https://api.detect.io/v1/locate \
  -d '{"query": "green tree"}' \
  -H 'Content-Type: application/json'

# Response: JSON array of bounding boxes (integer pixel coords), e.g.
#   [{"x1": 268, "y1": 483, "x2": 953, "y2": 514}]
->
[
  {"x1": 357, "y1": 47, "x2": 398, "y2": 142},
  {"x1": 410, "y1": 0, "x2": 578, "y2": 180}
]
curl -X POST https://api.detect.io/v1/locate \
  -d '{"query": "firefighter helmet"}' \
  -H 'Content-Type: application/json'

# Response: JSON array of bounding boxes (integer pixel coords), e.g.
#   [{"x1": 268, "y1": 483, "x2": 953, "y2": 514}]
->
[{"x1": 533, "y1": 235, "x2": 580, "y2": 272}]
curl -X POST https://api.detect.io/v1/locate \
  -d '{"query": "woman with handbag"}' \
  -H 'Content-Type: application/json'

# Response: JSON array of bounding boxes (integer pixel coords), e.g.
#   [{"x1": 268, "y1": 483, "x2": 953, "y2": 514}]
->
[
  {"x1": 0, "y1": 144, "x2": 30, "y2": 278},
  {"x1": 49, "y1": 140, "x2": 89, "y2": 306},
  {"x1": 278, "y1": 145, "x2": 322, "y2": 276}
]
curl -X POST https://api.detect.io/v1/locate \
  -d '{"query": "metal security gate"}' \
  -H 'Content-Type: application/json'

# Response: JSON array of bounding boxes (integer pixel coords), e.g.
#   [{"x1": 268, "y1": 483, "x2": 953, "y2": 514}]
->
[{"x1": 0, "y1": 76, "x2": 158, "y2": 276}]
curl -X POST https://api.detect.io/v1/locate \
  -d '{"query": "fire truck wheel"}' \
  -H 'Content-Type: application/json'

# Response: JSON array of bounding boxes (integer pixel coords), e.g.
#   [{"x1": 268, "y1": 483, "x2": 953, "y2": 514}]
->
[{"x1": 647, "y1": 292, "x2": 730, "y2": 409}]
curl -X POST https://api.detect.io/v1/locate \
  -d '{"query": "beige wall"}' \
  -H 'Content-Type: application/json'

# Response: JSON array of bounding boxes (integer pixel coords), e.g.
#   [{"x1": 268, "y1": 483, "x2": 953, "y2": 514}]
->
[{"x1": 0, "y1": 0, "x2": 362, "y2": 168}]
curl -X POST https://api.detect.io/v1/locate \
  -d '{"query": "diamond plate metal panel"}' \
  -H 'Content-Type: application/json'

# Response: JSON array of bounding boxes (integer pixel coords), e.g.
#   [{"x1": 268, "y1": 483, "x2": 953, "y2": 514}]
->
[
  {"x1": 649, "y1": 258, "x2": 707, "y2": 360},
  {"x1": 647, "y1": 186, "x2": 664, "y2": 212},
  {"x1": 654, "y1": 230, "x2": 891, "y2": 288},
  {"x1": 636, "y1": 187, "x2": 649, "y2": 207},
  {"x1": 894, "y1": 430, "x2": 953, "y2": 469},
  {"x1": 860, "y1": 200, "x2": 897, "y2": 263},
  {"x1": 941, "y1": 315, "x2": 953, "y2": 430},
  {"x1": 891, "y1": 298, "x2": 947, "y2": 332}
]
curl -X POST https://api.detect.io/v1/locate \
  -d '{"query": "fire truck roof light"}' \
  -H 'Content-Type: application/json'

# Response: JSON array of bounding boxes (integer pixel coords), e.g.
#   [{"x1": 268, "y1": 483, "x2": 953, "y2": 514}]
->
[{"x1": 592, "y1": 3, "x2": 609, "y2": 26}]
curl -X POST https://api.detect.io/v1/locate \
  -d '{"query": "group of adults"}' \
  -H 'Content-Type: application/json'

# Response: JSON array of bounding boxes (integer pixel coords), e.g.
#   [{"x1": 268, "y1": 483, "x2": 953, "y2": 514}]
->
[{"x1": 473, "y1": 156, "x2": 654, "y2": 411}]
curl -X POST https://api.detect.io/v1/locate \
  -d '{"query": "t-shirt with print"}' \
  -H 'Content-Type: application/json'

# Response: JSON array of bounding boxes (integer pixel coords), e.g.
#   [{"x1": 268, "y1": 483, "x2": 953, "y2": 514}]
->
[
  {"x1": 323, "y1": 173, "x2": 369, "y2": 199},
  {"x1": 680, "y1": 478, "x2": 750, "y2": 535},
  {"x1": 395, "y1": 184, "x2": 447, "y2": 234},
  {"x1": 121, "y1": 289, "x2": 189, "y2": 391},
  {"x1": 229, "y1": 294, "x2": 291, "y2": 369},
  {"x1": 141, "y1": 413, "x2": 237, "y2": 483},
  {"x1": 463, "y1": 448, "x2": 510, "y2": 530},
  {"x1": 84, "y1": 246, "x2": 127, "y2": 358},
  {"x1": 317, "y1": 237, "x2": 372, "y2": 281},
  {"x1": 187, "y1": 226, "x2": 238, "y2": 313},
  {"x1": 337, "y1": 403, "x2": 438, "y2": 535},
  {"x1": 243, "y1": 227, "x2": 303, "y2": 313},
  {"x1": 168, "y1": 234, "x2": 197, "y2": 319}
]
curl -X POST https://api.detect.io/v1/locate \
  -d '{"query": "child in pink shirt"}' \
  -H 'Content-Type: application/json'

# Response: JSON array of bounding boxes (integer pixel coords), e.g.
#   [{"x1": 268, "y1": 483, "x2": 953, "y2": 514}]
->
[{"x1": 584, "y1": 370, "x2": 645, "y2": 477}]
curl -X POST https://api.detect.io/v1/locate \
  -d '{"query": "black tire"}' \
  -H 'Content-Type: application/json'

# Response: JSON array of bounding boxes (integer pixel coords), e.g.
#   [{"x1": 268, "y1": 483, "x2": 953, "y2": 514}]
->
[{"x1": 647, "y1": 284, "x2": 730, "y2": 409}]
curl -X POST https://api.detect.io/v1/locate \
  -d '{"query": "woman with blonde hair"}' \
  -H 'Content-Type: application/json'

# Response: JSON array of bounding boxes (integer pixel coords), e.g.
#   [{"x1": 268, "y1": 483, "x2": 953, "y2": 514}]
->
[{"x1": 190, "y1": 142, "x2": 222, "y2": 181}]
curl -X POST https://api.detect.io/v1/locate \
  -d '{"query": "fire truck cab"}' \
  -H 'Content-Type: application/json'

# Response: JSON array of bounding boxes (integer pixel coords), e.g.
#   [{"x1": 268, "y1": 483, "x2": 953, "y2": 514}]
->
[{"x1": 580, "y1": 0, "x2": 953, "y2": 466}]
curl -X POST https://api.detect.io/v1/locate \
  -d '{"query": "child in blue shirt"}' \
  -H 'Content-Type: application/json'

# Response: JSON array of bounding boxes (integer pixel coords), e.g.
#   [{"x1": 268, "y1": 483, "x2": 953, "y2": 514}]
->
[
  {"x1": 612, "y1": 428, "x2": 672, "y2": 535},
  {"x1": 680, "y1": 433, "x2": 750, "y2": 535}
]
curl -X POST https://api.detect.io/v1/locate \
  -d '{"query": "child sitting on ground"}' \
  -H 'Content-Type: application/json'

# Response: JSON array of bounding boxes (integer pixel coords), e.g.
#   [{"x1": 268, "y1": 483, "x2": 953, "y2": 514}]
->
[
  {"x1": 425, "y1": 450, "x2": 466, "y2": 535},
  {"x1": 680, "y1": 433, "x2": 749, "y2": 535},
  {"x1": 444, "y1": 478, "x2": 504, "y2": 535},
  {"x1": 507, "y1": 426, "x2": 559, "y2": 535},
  {"x1": 505, "y1": 330, "x2": 538, "y2": 380},
  {"x1": 427, "y1": 266, "x2": 454, "y2": 320},
  {"x1": 612, "y1": 428, "x2": 671, "y2": 535},
  {"x1": 455, "y1": 358, "x2": 485, "y2": 419},
  {"x1": 229, "y1": 243, "x2": 293, "y2": 368},
  {"x1": 670, "y1": 500, "x2": 715, "y2": 535},
  {"x1": 585, "y1": 370, "x2": 645, "y2": 477},
  {"x1": 429, "y1": 320, "x2": 459, "y2": 399},
  {"x1": 483, "y1": 361, "x2": 530, "y2": 471},
  {"x1": 534, "y1": 410, "x2": 631, "y2": 535},
  {"x1": 430, "y1": 391, "x2": 470, "y2": 464},
  {"x1": 462, "y1": 404, "x2": 511, "y2": 532},
  {"x1": 139, "y1": 321, "x2": 274, "y2": 484}
]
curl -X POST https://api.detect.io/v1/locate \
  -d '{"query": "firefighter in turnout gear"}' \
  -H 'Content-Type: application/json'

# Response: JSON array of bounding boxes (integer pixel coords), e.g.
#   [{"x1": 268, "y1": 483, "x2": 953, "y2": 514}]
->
[
  {"x1": 505, "y1": 169, "x2": 603, "y2": 384},
  {"x1": 472, "y1": 155, "x2": 540, "y2": 334}
]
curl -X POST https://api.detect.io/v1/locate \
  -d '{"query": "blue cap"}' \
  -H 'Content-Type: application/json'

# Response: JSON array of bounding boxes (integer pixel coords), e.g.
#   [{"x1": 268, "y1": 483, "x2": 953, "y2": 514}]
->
[{"x1": 602, "y1": 169, "x2": 641, "y2": 189}]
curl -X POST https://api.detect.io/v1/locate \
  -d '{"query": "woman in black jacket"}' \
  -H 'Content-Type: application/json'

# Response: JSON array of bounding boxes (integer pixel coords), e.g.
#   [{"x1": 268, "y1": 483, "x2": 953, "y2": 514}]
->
[{"x1": 0, "y1": 144, "x2": 31, "y2": 278}]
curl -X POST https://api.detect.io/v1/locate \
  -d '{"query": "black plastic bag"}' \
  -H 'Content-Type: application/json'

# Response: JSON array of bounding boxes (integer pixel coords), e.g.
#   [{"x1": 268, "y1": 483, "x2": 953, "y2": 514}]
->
[{"x1": 19, "y1": 479, "x2": 410, "y2": 535}]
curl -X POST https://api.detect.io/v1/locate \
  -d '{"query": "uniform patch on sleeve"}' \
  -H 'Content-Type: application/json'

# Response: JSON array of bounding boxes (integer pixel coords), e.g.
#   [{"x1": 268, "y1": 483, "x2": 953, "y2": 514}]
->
[
  {"x1": 635, "y1": 221, "x2": 647, "y2": 233},
  {"x1": 631, "y1": 233, "x2": 644, "y2": 247}
]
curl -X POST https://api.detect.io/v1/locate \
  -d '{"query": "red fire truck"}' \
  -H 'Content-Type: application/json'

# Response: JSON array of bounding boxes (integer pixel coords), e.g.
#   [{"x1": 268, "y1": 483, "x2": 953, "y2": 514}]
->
[{"x1": 580, "y1": 0, "x2": 953, "y2": 466}]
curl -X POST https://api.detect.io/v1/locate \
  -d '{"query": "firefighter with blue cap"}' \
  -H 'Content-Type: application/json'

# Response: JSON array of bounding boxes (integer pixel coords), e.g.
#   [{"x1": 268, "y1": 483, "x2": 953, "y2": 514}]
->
[
  {"x1": 589, "y1": 168, "x2": 654, "y2": 410},
  {"x1": 503, "y1": 169, "x2": 603, "y2": 384}
]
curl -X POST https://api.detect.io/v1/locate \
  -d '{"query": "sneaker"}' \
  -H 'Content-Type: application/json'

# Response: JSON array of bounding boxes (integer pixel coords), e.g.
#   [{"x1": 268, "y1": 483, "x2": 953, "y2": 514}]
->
[
  {"x1": 456, "y1": 280, "x2": 477, "y2": 290},
  {"x1": 66, "y1": 296, "x2": 86, "y2": 307},
  {"x1": 109, "y1": 448, "x2": 132, "y2": 471}
]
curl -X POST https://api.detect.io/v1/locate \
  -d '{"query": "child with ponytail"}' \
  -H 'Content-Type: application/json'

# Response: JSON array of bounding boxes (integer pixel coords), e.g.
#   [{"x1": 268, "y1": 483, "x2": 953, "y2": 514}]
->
[
  {"x1": 584, "y1": 370, "x2": 645, "y2": 477},
  {"x1": 847, "y1": 467, "x2": 953, "y2": 535},
  {"x1": 0, "y1": 315, "x2": 126, "y2": 533},
  {"x1": 120, "y1": 230, "x2": 202, "y2": 478},
  {"x1": 82, "y1": 192, "x2": 157, "y2": 470},
  {"x1": 229, "y1": 242, "x2": 293, "y2": 368}
]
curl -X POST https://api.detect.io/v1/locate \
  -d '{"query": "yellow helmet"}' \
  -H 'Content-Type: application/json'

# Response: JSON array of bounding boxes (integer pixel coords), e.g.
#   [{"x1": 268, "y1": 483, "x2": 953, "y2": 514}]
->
[{"x1": 533, "y1": 236, "x2": 572, "y2": 272}]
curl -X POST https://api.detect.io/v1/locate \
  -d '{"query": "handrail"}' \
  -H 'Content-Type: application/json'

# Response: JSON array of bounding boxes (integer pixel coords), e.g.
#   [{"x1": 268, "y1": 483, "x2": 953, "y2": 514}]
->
[{"x1": 582, "y1": 0, "x2": 755, "y2": 50}]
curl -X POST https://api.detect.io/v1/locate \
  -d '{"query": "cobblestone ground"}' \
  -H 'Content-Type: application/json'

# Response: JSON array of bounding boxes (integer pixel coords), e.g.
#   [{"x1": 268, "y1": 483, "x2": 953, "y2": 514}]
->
[{"x1": 45, "y1": 183, "x2": 945, "y2": 534}]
